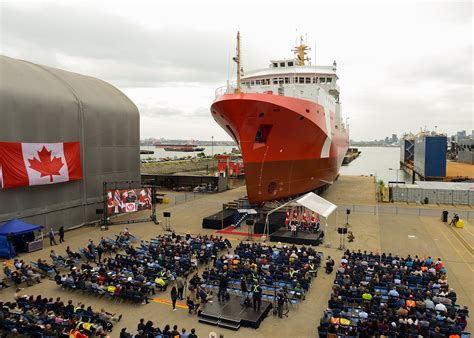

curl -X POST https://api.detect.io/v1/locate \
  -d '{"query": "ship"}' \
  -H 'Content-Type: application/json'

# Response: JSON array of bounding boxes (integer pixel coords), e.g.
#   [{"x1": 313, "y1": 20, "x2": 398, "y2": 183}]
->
[
  {"x1": 163, "y1": 146, "x2": 205, "y2": 152},
  {"x1": 211, "y1": 32, "x2": 349, "y2": 203},
  {"x1": 154, "y1": 141, "x2": 205, "y2": 152}
]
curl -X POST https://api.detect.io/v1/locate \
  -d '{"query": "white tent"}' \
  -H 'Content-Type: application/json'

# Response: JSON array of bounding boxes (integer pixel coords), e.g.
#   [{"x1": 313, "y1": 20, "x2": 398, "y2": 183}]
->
[
  {"x1": 263, "y1": 192, "x2": 338, "y2": 237},
  {"x1": 296, "y1": 192, "x2": 337, "y2": 218}
]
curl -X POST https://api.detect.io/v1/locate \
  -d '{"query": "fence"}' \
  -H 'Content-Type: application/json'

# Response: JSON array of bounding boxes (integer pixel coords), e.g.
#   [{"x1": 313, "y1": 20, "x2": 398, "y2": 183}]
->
[
  {"x1": 337, "y1": 204, "x2": 474, "y2": 220},
  {"x1": 165, "y1": 192, "x2": 209, "y2": 205}
]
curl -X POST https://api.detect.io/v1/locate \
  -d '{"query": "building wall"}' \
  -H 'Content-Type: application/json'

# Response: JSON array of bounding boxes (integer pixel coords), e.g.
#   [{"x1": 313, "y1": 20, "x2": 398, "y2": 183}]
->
[
  {"x1": 0, "y1": 56, "x2": 140, "y2": 229},
  {"x1": 458, "y1": 139, "x2": 473, "y2": 164}
]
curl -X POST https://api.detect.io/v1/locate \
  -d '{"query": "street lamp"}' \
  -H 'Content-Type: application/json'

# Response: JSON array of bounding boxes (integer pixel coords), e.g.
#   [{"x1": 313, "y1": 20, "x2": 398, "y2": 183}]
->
[
  {"x1": 389, "y1": 168, "x2": 400, "y2": 183},
  {"x1": 211, "y1": 136, "x2": 214, "y2": 157}
]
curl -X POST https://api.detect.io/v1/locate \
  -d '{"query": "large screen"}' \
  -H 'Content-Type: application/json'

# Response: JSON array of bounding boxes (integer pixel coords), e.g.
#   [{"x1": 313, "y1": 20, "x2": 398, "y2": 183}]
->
[{"x1": 106, "y1": 188, "x2": 152, "y2": 215}]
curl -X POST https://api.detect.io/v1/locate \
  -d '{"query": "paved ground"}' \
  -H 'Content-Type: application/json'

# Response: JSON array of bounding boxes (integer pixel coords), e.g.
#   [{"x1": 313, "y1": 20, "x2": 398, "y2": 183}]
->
[{"x1": 1, "y1": 176, "x2": 473, "y2": 337}]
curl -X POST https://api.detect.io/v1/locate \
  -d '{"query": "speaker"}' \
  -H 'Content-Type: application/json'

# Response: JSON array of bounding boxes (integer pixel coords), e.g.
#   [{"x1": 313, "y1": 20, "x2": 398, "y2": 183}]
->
[
  {"x1": 245, "y1": 219, "x2": 254, "y2": 226},
  {"x1": 338, "y1": 227, "x2": 348, "y2": 234},
  {"x1": 96, "y1": 209, "x2": 104, "y2": 215},
  {"x1": 163, "y1": 212, "x2": 171, "y2": 218},
  {"x1": 346, "y1": 209, "x2": 351, "y2": 215}
]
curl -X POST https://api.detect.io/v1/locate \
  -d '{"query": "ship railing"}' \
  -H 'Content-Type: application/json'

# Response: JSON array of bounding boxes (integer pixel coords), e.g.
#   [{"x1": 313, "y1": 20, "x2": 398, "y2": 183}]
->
[{"x1": 215, "y1": 83, "x2": 238, "y2": 98}]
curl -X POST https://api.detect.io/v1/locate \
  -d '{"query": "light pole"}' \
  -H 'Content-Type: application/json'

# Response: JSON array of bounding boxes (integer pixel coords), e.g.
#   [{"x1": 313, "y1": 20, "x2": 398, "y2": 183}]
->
[
  {"x1": 389, "y1": 168, "x2": 399, "y2": 183},
  {"x1": 211, "y1": 136, "x2": 214, "y2": 157}
]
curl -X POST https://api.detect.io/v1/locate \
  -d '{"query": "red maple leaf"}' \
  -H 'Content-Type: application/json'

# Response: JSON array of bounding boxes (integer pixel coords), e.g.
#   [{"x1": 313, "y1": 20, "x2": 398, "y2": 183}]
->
[{"x1": 28, "y1": 146, "x2": 64, "y2": 182}]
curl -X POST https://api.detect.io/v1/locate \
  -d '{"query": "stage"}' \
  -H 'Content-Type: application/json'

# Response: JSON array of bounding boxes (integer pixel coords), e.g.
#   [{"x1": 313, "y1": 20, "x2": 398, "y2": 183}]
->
[
  {"x1": 202, "y1": 209, "x2": 237, "y2": 230},
  {"x1": 269, "y1": 229, "x2": 323, "y2": 246},
  {"x1": 198, "y1": 295, "x2": 272, "y2": 330}
]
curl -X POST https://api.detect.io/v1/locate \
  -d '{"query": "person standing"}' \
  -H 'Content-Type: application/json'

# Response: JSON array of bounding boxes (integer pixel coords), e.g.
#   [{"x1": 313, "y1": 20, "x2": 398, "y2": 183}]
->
[
  {"x1": 170, "y1": 286, "x2": 178, "y2": 311},
  {"x1": 176, "y1": 276, "x2": 185, "y2": 300},
  {"x1": 291, "y1": 222, "x2": 297, "y2": 237},
  {"x1": 240, "y1": 277, "x2": 248, "y2": 306},
  {"x1": 252, "y1": 281, "x2": 262, "y2": 312},
  {"x1": 218, "y1": 274, "x2": 228, "y2": 302},
  {"x1": 49, "y1": 228, "x2": 57, "y2": 246},
  {"x1": 58, "y1": 226, "x2": 65, "y2": 243}
]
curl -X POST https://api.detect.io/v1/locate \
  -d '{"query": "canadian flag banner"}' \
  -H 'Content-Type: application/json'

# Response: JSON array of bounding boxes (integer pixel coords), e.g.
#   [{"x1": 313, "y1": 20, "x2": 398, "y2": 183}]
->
[{"x1": 0, "y1": 142, "x2": 82, "y2": 189}]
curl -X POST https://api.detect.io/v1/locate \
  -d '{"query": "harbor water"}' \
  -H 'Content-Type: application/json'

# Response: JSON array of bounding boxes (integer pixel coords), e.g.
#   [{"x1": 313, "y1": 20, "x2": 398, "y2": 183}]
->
[
  {"x1": 340, "y1": 146, "x2": 411, "y2": 184},
  {"x1": 140, "y1": 145, "x2": 236, "y2": 160}
]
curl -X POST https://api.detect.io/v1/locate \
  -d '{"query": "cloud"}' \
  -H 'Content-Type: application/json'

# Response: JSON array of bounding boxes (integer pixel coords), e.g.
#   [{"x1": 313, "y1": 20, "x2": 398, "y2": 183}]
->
[{"x1": 1, "y1": 3, "x2": 233, "y2": 87}]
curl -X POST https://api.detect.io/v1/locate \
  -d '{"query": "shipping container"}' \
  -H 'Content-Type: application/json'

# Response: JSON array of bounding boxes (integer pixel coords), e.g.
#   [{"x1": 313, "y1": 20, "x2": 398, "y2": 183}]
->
[{"x1": 414, "y1": 134, "x2": 447, "y2": 178}]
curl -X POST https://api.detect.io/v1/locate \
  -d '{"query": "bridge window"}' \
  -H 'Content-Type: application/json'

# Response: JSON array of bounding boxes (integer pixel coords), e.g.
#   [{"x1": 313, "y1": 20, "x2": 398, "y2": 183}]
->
[
  {"x1": 251, "y1": 80, "x2": 255, "y2": 85},
  {"x1": 327, "y1": 78, "x2": 332, "y2": 83},
  {"x1": 273, "y1": 63, "x2": 278, "y2": 68},
  {"x1": 280, "y1": 62, "x2": 285, "y2": 67},
  {"x1": 256, "y1": 80, "x2": 260, "y2": 85},
  {"x1": 273, "y1": 78, "x2": 278, "y2": 84},
  {"x1": 313, "y1": 77, "x2": 318, "y2": 83},
  {"x1": 299, "y1": 77, "x2": 304, "y2": 83},
  {"x1": 278, "y1": 78, "x2": 284, "y2": 84},
  {"x1": 305, "y1": 77, "x2": 311, "y2": 83},
  {"x1": 288, "y1": 61, "x2": 294, "y2": 67},
  {"x1": 320, "y1": 78, "x2": 326, "y2": 83},
  {"x1": 284, "y1": 77, "x2": 289, "y2": 84}
]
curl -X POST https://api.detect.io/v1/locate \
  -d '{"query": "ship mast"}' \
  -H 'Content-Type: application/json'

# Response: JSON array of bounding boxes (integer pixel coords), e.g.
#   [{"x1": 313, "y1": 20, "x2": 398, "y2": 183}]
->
[
  {"x1": 234, "y1": 31, "x2": 241, "y2": 93},
  {"x1": 292, "y1": 36, "x2": 310, "y2": 66}
]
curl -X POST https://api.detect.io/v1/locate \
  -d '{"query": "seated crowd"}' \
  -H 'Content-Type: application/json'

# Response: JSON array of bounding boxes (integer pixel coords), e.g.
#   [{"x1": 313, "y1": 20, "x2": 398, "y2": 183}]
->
[
  {"x1": 0, "y1": 292, "x2": 119, "y2": 337},
  {"x1": 56, "y1": 233, "x2": 231, "y2": 303},
  {"x1": 3, "y1": 259, "x2": 43, "y2": 287},
  {"x1": 198, "y1": 242, "x2": 322, "y2": 303},
  {"x1": 119, "y1": 319, "x2": 198, "y2": 338},
  {"x1": 318, "y1": 250, "x2": 470, "y2": 337}
]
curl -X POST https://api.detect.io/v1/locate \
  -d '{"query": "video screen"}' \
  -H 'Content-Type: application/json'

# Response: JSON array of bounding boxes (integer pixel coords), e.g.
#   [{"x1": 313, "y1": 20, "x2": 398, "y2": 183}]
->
[{"x1": 106, "y1": 188, "x2": 152, "y2": 215}]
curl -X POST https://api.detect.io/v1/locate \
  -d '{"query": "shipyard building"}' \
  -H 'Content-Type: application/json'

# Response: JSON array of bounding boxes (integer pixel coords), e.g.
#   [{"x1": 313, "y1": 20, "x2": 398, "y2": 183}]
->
[{"x1": 0, "y1": 56, "x2": 140, "y2": 229}]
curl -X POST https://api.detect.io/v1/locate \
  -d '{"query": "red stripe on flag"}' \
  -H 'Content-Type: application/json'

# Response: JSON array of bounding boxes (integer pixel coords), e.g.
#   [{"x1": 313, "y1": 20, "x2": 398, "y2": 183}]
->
[
  {"x1": 0, "y1": 142, "x2": 29, "y2": 188},
  {"x1": 63, "y1": 142, "x2": 83, "y2": 181}
]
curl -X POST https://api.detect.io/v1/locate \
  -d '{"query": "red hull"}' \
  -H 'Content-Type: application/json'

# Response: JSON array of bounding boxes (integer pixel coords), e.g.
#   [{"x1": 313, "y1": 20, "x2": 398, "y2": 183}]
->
[{"x1": 211, "y1": 93, "x2": 349, "y2": 203}]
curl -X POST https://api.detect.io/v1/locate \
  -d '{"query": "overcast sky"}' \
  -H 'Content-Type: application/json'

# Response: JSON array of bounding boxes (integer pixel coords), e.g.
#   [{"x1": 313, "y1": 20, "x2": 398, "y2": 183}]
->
[{"x1": 1, "y1": 0, "x2": 472, "y2": 141}]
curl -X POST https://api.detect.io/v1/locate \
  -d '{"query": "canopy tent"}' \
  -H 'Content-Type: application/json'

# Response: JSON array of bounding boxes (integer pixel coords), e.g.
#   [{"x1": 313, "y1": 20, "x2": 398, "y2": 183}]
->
[
  {"x1": 296, "y1": 193, "x2": 337, "y2": 218},
  {"x1": 0, "y1": 219, "x2": 44, "y2": 258},
  {"x1": 263, "y1": 192, "x2": 338, "y2": 237},
  {"x1": 0, "y1": 219, "x2": 44, "y2": 236}
]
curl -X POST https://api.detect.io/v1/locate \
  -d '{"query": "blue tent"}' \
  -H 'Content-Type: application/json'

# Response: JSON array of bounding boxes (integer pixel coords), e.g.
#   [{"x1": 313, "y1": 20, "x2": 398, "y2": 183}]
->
[{"x1": 0, "y1": 219, "x2": 44, "y2": 258}]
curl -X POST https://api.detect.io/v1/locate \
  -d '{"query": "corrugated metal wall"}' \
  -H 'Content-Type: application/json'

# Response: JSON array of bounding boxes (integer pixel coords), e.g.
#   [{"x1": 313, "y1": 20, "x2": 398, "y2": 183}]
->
[
  {"x1": 414, "y1": 135, "x2": 447, "y2": 177},
  {"x1": 0, "y1": 56, "x2": 140, "y2": 229}
]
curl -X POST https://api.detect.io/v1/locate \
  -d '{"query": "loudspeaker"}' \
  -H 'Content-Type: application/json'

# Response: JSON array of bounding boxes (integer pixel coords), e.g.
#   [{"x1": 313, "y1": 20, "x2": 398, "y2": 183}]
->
[
  {"x1": 338, "y1": 227, "x2": 348, "y2": 234},
  {"x1": 346, "y1": 209, "x2": 351, "y2": 215},
  {"x1": 96, "y1": 209, "x2": 104, "y2": 215},
  {"x1": 163, "y1": 212, "x2": 171, "y2": 218},
  {"x1": 245, "y1": 219, "x2": 254, "y2": 226}
]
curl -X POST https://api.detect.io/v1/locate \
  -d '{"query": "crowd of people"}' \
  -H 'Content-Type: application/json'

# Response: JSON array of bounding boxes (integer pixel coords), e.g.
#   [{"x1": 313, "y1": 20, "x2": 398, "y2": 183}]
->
[
  {"x1": 3, "y1": 259, "x2": 43, "y2": 287},
  {"x1": 119, "y1": 320, "x2": 198, "y2": 338},
  {"x1": 56, "y1": 233, "x2": 231, "y2": 304},
  {"x1": 318, "y1": 250, "x2": 470, "y2": 337},
  {"x1": 0, "y1": 292, "x2": 118, "y2": 336},
  {"x1": 192, "y1": 241, "x2": 322, "y2": 315}
]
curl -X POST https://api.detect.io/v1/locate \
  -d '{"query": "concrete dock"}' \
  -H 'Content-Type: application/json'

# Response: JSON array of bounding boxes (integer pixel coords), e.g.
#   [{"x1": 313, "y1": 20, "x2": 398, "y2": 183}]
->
[{"x1": 1, "y1": 175, "x2": 472, "y2": 337}]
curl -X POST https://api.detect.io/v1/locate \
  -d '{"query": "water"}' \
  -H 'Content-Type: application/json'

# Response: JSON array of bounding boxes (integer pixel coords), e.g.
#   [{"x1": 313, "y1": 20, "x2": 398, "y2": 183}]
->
[
  {"x1": 141, "y1": 145, "x2": 409, "y2": 184},
  {"x1": 340, "y1": 146, "x2": 411, "y2": 184},
  {"x1": 140, "y1": 145, "x2": 237, "y2": 160}
]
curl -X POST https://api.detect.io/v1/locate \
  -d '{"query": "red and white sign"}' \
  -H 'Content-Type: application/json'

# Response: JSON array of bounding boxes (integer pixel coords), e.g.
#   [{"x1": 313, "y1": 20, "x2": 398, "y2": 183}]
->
[
  {"x1": 125, "y1": 203, "x2": 136, "y2": 213},
  {"x1": 0, "y1": 142, "x2": 82, "y2": 189}
]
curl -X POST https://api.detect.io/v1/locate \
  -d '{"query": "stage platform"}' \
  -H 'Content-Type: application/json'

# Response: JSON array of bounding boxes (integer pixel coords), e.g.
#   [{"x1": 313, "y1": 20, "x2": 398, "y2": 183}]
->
[
  {"x1": 202, "y1": 209, "x2": 237, "y2": 230},
  {"x1": 269, "y1": 229, "x2": 323, "y2": 246},
  {"x1": 198, "y1": 295, "x2": 272, "y2": 330}
]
